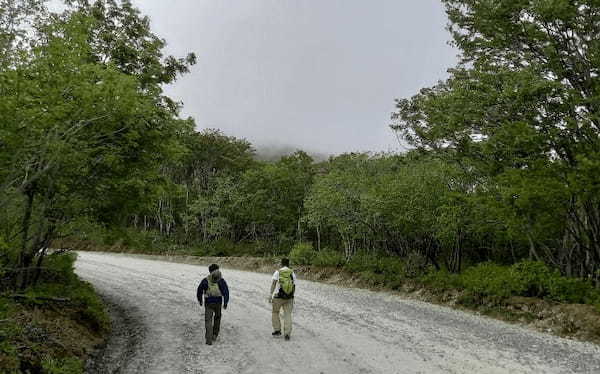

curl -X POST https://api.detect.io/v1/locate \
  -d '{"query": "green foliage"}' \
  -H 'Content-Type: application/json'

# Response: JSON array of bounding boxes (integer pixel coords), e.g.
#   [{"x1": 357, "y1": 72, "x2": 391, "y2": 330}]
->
[
  {"x1": 42, "y1": 253, "x2": 79, "y2": 285},
  {"x1": 68, "y1": 281, "x2": 110, "y2": 332},
  {"x1": 344, "y1": 252, "x2": 406, "y2": 288},
  {"x1": 0, "y1": 251, "x2": 108, "y2": 373},
  {"x1": 234, "y1": 151, "x2": 314, "y2": 241},
  {"x1": 0, "y1": 299, "x2": 21, "y2": 370},
  {"x1": 547, "y1": 277, "x2": 600, "y2": 305},
  {"x1": 289, "y1": 242, "x2": 317, "y2": 265},
  {"x1": 392, "y1": 0, "x2": 600, "y2": 281},
  {"x1": 460, "y1": 262, "x2": 522, "y2": 299},
  {"x1": 17, "y1": 253, "x2": 109, "y2": 332},
  {"x1": 439, "y1": 260, "x2": 600, "y2": 305},
  {"x1": 311, "y1": 249, "x2": 346, "y2": 267},
  {"x1": 509, "y1": 261, "x2": 554, "y2": 298},
  {"x1": 41, "y1": 357, "x2": 84, "y2": 374},
  {"x1": 421, "y1": 270, "x2": 462, "y2": 291},
  {"x1": 345, "y1": 252, "x2": 380, "y2": 273}
]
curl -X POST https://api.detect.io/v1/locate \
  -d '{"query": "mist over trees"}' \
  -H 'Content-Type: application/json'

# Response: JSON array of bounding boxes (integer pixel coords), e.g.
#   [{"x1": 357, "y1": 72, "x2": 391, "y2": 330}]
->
[{"x1": 1, "y1": 0, "x2": 600, "y2": 297}]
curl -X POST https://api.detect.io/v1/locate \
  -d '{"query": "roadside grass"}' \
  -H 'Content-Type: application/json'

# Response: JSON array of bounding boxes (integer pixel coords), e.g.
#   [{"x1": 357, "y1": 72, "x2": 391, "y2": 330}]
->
[
  {"x1": 0, "y1": 253, "x2": 109, "y2": 374},
  {"x1": 289, "y1": 243, "x2": 600, "y2": 312},
  {"x1": 57, "y1": 228, "x2": 289, "y2": 258}
]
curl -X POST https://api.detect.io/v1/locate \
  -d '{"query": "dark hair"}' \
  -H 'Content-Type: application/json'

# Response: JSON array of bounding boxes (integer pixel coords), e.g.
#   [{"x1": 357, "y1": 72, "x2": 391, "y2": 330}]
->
[
  {"x1": 208, "y1": 264, "x2": 219, "y2": 272},
  {"x1": 281, "y1": 258, "x2": 290, "y2": 267}
]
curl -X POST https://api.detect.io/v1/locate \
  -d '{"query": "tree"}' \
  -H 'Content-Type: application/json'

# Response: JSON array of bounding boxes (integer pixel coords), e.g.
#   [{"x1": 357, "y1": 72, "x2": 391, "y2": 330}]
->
[
  {"x1": 392, "y1": 0, "x2": 600, "y2": 280},
  {"x1": 0, "y1": 0, "x2": 46, "y2": 67},
  {"x1": 234, "y1": 151, "x2": 314, "y2": 244},
  {"x1": 0, "y1": 1, "x2": 195, "y2": 289}
]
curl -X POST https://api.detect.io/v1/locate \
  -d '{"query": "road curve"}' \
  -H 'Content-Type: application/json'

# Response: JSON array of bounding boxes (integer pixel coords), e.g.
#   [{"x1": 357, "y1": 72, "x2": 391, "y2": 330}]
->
[{"x1": 75, "y1": 252, "x2": 600, "y2": 374}]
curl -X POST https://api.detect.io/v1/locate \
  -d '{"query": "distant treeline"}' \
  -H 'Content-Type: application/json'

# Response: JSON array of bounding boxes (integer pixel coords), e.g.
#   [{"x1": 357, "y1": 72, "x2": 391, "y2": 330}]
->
[{"x1": 2, "y1": 0, "x2": 600, "y2": 294}]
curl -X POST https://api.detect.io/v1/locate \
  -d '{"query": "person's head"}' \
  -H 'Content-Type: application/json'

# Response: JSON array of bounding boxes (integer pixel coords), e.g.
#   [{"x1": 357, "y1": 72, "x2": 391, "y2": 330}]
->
[
  {"x1": 208, "y1": 263, "x2": 219, "y2": 273},
  {"x1": 281, "y1": 258, "x2": 290, "y2": 267},
  {"x1": 210, "y1": 269, "x2": 222, "y2": 281}
]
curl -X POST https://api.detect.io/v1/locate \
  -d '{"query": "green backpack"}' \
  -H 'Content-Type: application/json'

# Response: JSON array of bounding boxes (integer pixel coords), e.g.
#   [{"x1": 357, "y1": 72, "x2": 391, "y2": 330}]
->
[
  {"x1": 277, "y1": 268, "x2": 295, "y2": 299},
  {"x1": 206, "y1": 278, "x2": 222, "y2": 298}
]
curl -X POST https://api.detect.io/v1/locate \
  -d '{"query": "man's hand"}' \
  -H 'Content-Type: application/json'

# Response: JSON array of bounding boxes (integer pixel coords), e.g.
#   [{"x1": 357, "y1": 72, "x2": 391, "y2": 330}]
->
[
  {"x1": 268, "y1": 296, "x2": 273, "y2": 304},
  {"x1": 223, "y1": 304, "x2": 228, "y2": 310},
  {"x1": 199, "y1": 301, "x2": 203, "y2": 307}
]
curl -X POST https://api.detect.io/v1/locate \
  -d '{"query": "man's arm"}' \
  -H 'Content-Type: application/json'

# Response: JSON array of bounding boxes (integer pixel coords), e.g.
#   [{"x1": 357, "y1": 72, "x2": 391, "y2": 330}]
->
[
  {"x1": 269, "y1": 280, "x2": 277, "y2": 303},
  {"x1": 220, "y1": 279, "x2": 229, "y2": 308},
  {"x1": 197, "y1": 279, "x2": 207, "y2": 305}
]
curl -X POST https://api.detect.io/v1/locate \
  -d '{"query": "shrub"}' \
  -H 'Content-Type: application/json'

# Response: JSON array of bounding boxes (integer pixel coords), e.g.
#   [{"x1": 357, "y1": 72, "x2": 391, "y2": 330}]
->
[
  {"x1": 547, "y1": 276, "x2": 600, "y2": 304},
  {"x1": 42, "y1": 253, "x2": 79, "y2": 285},
  {"x1": 509, "y1": 261, "x2": 553, "y2": 297},
  {"x1": 377, "y1": 257, "x2": 406, "y2": 284},
  {"x1": 453, "y1": 260, "x2": 600, "y2": 306},
  {"x1": 459, "y1": 262, "x2": 517, "y2": 298},
  {"x1": 41, "y1": 357, "x2": 84, "y2": 374},
  {"x1": 312, "y1": 249, "x2": 345, "y2": 267},
  {"x1": 344, "y1": 252, "x2": 406, "y2": 285},
  {"x1": 403, "y1": 251, "x2": 429, "y2": 278},
  {"x1": 203, "y1": 238, "x2": 238, "y2": 257},
  {"x1": 421, "y1": 269, "x2": 461, "y2": 290},
  {"x1": 71, "y1": 282, "x2": 111, "y2": 332},
  {"x1": 289, "y1": 242, "x2": 317, "y2": 265},
  {"x1": 344, "y1": 252, "x2": 379, "y2": 273},
  {"x1": 359, "y1": 271, "x2": 386, "y2": 287}
]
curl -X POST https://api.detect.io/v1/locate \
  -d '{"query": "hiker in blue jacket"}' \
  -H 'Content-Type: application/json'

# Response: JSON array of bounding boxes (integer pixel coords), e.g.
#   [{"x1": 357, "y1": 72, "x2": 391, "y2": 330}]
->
[{"x1": 197, "y1": 264, "x2": 229, "y2": 345}]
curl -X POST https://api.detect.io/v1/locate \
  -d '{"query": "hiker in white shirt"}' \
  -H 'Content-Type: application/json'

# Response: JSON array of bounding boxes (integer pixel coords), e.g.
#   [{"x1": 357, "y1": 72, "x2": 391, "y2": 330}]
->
[{"x1": 269, "y1": 258, "x2": 296, "y2": 340}]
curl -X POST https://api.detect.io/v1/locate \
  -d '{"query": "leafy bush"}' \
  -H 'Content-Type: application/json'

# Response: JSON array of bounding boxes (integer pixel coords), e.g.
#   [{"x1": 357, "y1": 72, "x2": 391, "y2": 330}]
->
[
  {"x1": 70, "y1": 282, "x2": 111, "y2": 332},
  {"x1": 509, "y1": 261, "x2": 553, "y2": 297},
  {"x1": 421, "y1": 269, "x2": 461, "y2": 290},
  {"x1": 311, "y1": 249, "x2": 345, "y2": 267},
  {"x1": 459, "y1": 262, "x2": 517, "y2": 298},
  {"x1": 453, "y1": 260, "x2": 600, "y2": 306},
  {"x1": 344, "y1": 252, "x2": 379, "y2": 273},
  {"x1": 41, "y1": 357, "x2": 84, "y2": 374},
  {"x1": 201, "y1": 238, "x2": 239, "y2": 257},
  {"x1": 359, "y1": 271, "x2": 387, "y2": 286},
  {"x1": 378, "y1": 257, "x2": 405, "y2": 277},
  {"x1": 459, "y1": 261, "x2": 552, "y2": 299},
  {"x1": 403, "y1": 251, "x2": 430, "y2": 278},
  {"x1": 41, "y1": 253, "x2": 79, "y2": 285},
  {"x1": 289, "y1": 242, "x2": 317, "y2": 265},
  {"x1": 344, "y1": 252, "x2": 406, "y2": 286},
  {"x1": 547, "y1": 276, "x2": 600, "y2": 304}
]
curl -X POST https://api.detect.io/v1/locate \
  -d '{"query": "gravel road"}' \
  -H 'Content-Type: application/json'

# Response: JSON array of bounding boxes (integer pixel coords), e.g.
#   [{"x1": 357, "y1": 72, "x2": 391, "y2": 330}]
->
[{"x1": 75, "y1": 252, "x2": 600, "y2": 374}]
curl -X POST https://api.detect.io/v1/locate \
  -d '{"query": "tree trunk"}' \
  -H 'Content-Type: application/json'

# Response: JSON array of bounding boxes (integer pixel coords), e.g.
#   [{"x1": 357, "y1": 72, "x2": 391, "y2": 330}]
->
[
  {"x1": 32, "y1": 246, "x2": 48, "y2": 287},
  {"x1": 316, "y1": 224, "x2": 321, "y2": 252},
  {"x1": 16, "y1": 189, "x2": 35, "y2": 290},
  {"x1": 526, "y1": 234, "x2": 542, "y2": 262}
]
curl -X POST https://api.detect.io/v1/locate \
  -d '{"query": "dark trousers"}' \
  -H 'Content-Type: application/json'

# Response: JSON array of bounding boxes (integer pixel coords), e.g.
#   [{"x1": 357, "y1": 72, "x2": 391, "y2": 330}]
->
[{"x1": 204, "y1": 302, "x2": 222, "y2": 343}]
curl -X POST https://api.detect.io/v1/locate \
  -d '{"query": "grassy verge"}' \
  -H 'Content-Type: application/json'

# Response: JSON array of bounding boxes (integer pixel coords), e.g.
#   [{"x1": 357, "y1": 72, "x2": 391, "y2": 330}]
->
[
  {"x1": 57, "y1": 229, "x2": 286, "y2": 258},
  {"x1": 0, "y1": 253, "x2": 109, "y2": 374}
]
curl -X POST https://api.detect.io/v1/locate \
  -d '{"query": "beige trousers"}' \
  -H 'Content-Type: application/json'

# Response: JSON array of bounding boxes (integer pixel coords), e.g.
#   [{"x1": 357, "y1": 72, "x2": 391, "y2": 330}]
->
[{"x1": 272, "y1": 297, "x2": 293, "y2": 335}]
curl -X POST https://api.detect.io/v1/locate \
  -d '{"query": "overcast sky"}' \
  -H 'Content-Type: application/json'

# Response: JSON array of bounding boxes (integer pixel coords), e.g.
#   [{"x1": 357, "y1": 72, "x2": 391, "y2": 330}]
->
[{"x1": 123, "y1": 1, "x2": 458, "y2": 155}]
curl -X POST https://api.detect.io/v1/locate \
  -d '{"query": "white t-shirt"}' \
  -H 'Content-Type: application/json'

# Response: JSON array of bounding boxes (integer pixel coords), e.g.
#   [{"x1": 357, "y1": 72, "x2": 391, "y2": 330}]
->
[{"x1": 272, "y1": 267, "x2": 297, "y2": 297}]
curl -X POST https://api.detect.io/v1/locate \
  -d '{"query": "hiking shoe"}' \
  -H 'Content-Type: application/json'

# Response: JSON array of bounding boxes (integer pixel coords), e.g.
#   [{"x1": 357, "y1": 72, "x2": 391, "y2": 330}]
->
[
  {"x1": 272, "y1": 331, "x2": 281, "y2": 336},
  {"x1": 284, "y1": 335, "x2": 290, "y2": 341},
  {"x1": 206, "y1": 341, "x2": 212, "y2": 345}
]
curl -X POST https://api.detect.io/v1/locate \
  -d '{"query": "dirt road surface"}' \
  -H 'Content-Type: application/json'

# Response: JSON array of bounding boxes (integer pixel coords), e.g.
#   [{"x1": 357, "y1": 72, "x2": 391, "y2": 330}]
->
[{"x1": 75, "y1": 252, "x2": 600, "y2": 374}]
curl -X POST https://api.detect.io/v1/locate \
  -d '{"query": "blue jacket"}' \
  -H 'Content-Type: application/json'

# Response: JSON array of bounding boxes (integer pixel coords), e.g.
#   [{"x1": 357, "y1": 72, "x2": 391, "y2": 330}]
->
[{"x1": 197, "y1": 277, "x2": 229, "y2": 306}]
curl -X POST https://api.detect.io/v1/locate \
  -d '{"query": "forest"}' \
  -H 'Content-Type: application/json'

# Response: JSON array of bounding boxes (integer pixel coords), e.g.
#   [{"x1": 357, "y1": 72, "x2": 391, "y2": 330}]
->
[{"x1": 2, "y1": 0, "x2": 600, "y2": 312}]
